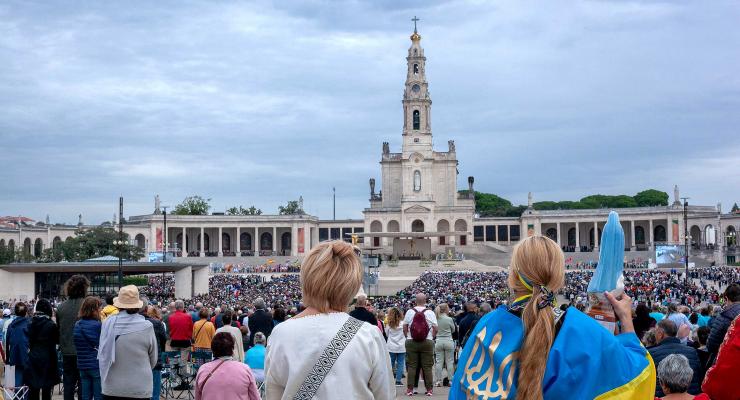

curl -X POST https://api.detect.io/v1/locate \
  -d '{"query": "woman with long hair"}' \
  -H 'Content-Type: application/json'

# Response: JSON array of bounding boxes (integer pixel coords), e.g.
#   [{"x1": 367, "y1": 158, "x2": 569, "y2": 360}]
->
[
  {"x1": 73, "y1": 296, "x2": 103, "y2": 400},
  {"x1": 385, "y1": 307, "x2": 406, "y2": 386},
  {"x1": 633, "y1": 302, "x2": 657, "y2": 342},
  {"x1": 451, "y1": 235, "x2": 655, "y2": 400}
]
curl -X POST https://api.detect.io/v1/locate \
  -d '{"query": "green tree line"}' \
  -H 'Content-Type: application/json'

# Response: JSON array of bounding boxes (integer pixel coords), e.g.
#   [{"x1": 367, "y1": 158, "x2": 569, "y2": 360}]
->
[{"x1": 462, "y1": 189, "x2": 669, "y2": 217}]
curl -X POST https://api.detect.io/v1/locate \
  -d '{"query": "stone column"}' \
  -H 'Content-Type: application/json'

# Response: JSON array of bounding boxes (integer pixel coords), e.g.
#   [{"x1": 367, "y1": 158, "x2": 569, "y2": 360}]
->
[
  {"x1": 556, "y1": 222, "x2": 561, "y2": 246},
  {"x1": 649, "y1": 220, "x2": 654, "y2": 251},
  {"x1": 174, "y1": 266, "x2": 193, "y2": 300},
  {"x1": 200, "y1": 227, "x2": 205, "y2": 257},
  {"x1": 575, "y1": 222, "x2": 580, "y2": 252},
  {"x1": 291, "y1": 225, "x2": 298, "y2": 257},
  {"x1": 182, "y1": 227, "x2": 187, "y2": 257},
  {"x1": 254, "y1": 227, "x2": 259, "y2": 253},
  {"x1": 218, "y1": 227, "x2": 223, "y2": 256},
  {"x1": 667, "y1": 216, "x2": 673, "y2": 244},
  {"x1": 272, "y1": 226, "x2": 277, "y2": 254},
  {"x1": 236, "y1": 227, "x2": 241, "y2": 256},
  {"x1": 483, "y1": 225, "x2": 487, "y2": 242},
  {"x1": 630, "y1": 220, "x2": 636, "y2": 250},
  {"x1": 594, "y1": 221, "x2": 599, "y2": 250},
  {"x1": 507, "y1": 225, "x2": 511, "y2": 245},
  {"x1": 192, "y1": 266, "x2": 209, "y2": 296}
]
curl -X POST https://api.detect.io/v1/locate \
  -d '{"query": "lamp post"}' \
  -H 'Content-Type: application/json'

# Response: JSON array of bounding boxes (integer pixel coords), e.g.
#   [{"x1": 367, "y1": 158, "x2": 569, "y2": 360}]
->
[
  {"x1": 162, "y1": 206, "x2": 169, "y2": 263},
  {"x1": 114, "y1": 196, "x2": 124, "y2": 288},
  {"x1": 681, "y1": 197, "x2": 689, "y2": 285}
]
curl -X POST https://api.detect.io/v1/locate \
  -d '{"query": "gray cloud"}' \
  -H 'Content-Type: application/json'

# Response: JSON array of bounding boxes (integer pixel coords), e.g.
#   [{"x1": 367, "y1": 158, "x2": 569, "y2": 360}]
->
[{"x1": 1, "y1": 0, "x2": 739, "y2": 224}]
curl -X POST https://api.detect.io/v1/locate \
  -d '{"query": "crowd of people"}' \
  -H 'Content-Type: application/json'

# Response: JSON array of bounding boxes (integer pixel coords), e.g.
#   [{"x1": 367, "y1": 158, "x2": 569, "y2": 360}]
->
[
  {"x1": 209, "y1": 262, "x2": 301, "y2": 274},
  {"x1": 0, "y1": 237, "x2": 738, "y2": 399}
]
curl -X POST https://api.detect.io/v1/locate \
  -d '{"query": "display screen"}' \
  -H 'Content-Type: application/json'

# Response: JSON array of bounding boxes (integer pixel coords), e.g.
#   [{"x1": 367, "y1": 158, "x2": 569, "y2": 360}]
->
[{"x1": 655, "y1": 244, "x2": 685, "y2": 264}]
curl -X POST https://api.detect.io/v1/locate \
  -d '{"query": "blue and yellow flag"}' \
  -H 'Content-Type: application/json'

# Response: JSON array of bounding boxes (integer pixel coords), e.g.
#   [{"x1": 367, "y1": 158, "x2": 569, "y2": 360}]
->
[{"x1": 450, "y1": 307, "x2": 655, "y2": 400}]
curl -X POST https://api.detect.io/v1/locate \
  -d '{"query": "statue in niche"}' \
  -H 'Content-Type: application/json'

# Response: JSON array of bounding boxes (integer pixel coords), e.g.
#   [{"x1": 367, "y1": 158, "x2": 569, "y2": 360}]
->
[
  {"x1": 448, "y1": 140, "x2": 455, "y2": 153},
  {"x1": 413, "y1": 170, "x2": 421, "y2": 192},
  {"x1": 382, "y1": 142, "x2": 390, "y2": 155}
]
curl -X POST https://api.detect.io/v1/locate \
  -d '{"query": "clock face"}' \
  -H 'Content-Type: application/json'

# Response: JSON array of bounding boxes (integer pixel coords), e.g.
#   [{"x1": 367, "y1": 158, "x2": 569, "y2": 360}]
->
[{"x1": 412, "y1": 84, "x2": 420, "y2": 93}]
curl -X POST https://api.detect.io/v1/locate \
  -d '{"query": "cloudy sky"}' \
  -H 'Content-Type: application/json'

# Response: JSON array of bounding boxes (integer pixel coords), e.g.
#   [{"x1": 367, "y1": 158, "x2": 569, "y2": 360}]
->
[{"x1": 1, "y1": 0, "x2": 739, "y2": 224}]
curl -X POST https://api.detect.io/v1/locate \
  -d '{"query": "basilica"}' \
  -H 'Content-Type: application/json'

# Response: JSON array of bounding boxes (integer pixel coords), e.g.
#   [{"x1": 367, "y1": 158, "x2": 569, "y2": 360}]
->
[{"x1": 1, "y1": 26, "x2": 738, "y2": 267}]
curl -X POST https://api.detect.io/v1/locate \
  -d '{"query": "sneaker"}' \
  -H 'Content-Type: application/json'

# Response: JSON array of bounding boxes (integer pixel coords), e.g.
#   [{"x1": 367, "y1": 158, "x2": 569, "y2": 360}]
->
[
  {"x1": 396, "y1": 382, "x2": 403, "y2": 387},
  {"x1": 425, "y1": 389, "x2": 433, "y2": 396},
  {"x1": 443, "y1": 377, "x2": 450, "y2": 387},
  {"x1": 406, "y1": 389, "x2": 414, "y2": 396},
  {"x1": 434, "y1": 381, "x2": 442, "y2": 387}
]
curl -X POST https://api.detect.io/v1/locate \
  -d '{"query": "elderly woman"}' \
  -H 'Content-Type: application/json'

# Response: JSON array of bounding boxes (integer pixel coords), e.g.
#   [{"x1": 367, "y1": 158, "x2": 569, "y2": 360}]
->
[
  {"x1": 194, "y1": 332, "x2": 260, "y2": 400},
  {"x1": 655, "y1": 354, "x2": 709, "y2": 400},
  {"x1": 265, "y1": 240, "x2": 394, "y2": 400},
  {"x1": 99, "y1": 285, "x2": 158, "y2": 399},
  {"x1": 245, "y1": 332, "x2": 267, "y2": 382}
]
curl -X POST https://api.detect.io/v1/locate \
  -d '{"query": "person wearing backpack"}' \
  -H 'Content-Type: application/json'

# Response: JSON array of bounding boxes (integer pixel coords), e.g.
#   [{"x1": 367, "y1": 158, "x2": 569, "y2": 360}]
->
[{"x1": 403, "y1": 293, "x2": 438, "y2": 397}]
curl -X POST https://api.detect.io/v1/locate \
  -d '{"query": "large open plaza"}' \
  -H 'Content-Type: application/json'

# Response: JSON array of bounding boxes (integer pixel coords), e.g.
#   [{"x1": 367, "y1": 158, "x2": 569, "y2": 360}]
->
[{"x1": 2, "y1": 2, "x2": 740, "y2": 400}]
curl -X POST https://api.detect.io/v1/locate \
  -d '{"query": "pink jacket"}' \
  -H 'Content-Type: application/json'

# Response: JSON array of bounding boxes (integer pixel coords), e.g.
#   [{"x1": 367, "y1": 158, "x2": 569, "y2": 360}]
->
[{"x1": 195, "y1": 359, "x2": 260, "y2": 400}]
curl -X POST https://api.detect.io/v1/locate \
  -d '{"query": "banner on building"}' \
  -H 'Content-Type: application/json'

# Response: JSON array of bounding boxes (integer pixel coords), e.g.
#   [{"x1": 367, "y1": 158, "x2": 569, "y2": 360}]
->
[
  {"x1": 155, "y1": 228, "x2": 163, "y2": 251},
  {"x1": 298, "y1": 228, "x2": 305, "y2": 253},
  {"x1": 672, "y1": 219, "x2": 679, "y2": 243}
]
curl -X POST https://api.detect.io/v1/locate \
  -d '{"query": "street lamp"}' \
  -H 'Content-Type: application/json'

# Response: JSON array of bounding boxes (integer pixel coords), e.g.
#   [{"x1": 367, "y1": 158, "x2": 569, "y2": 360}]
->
[
  {"x1": 681, "y1": 197, "x2": 689, "y2": 285},
  {"x1": 115, "y1": 196, "x2": 124, "y2": 288}
]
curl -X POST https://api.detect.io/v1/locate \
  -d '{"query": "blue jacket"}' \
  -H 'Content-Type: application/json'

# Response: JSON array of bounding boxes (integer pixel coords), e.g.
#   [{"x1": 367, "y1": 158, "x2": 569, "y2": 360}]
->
[
  {"x1": 6, "y1": 317, "x2": 30, "y2": 368},
  {"x1": 706, "y1": 303, "x2": 740, "y2": 355},
  {"x1": 73, "y1": 318, "x2": 101, "y2": 371},
  {"x1": 648, "y1": 337, "x2": 702, "y2": 396}
]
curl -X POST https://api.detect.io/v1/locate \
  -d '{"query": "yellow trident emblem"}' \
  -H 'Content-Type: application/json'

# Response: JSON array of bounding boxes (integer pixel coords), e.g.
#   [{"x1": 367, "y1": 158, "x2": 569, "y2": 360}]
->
[{"x1": 462, "y1": 327, "x2": 518, "y2": 399}]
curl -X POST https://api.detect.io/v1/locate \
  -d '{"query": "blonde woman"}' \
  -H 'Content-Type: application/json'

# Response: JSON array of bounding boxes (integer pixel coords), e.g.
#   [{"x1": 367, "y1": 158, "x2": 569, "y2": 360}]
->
[
  {"x1": 451, "y1": 235, "x2": 656, "y2": 400},
  {"x1": 385, "y1": 307, "x2": 406, "y2": 386},
  {"x1": 265, "y1": 241, "x2": 394, "y2": 400},
  {"x1": 433, "y1": 303, "x2": 456, "y2": 387}
]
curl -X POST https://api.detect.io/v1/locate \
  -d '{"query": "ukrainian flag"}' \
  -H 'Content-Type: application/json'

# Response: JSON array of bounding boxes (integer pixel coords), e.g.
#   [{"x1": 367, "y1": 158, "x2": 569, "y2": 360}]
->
[{"x1": 450, "y1": 307, "x2": 655, "y2": 400}]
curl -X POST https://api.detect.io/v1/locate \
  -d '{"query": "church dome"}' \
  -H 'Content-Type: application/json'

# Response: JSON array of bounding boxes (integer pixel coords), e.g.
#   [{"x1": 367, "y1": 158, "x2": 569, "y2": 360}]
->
[{"x1": 410, "y1": 32, "x2": 421, "y2": 42}]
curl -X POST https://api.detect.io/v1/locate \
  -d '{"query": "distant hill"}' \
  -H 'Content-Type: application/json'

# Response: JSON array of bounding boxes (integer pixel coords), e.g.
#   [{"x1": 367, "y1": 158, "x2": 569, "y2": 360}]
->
[{"x1": 458, "y1": 189, "x2": 669, "y2": 217}]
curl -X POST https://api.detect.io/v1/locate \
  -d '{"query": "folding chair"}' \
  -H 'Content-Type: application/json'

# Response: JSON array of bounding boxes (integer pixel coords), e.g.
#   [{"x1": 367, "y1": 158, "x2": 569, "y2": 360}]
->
[
  {"x1": 161, "y1": 351, "x2": 182, "y2": 399},
  {"x1": 2, "y1": 385, "x2": 28, "y2": 400}
]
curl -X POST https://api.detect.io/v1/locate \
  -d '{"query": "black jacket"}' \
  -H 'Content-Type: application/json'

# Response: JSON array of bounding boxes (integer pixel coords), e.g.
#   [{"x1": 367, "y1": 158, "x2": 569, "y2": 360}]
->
[
  {"x1": 349, "y1": 307, "x2": 378, "y2": 326},
  {"x1": 248, "y1": 309, "x2": 273, "y2": 346},
  {"x1": 24, "y1": 316, "x2": 61, "y2": 388},
  {"x1": 706, "y1": 303, "x2": 740, "y2": 355},
  {"x1": 146, "y1": 317, "x2": 167, "y2": 370},
  {"x1": 648, "y1": 337, "x2": 702, "y2": 397}
]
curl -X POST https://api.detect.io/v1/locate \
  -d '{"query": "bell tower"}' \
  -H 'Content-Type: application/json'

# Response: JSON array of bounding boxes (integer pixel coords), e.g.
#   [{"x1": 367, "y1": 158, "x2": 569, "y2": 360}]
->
[{"x1": 402, "y1": 17, "x2": 433, "y2": 156}]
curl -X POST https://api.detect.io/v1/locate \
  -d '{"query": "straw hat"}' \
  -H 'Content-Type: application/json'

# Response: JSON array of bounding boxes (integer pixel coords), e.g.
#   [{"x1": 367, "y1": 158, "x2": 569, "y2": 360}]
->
[{"x1": 113, "y1": 285, "x2": 143, "y2": 309}]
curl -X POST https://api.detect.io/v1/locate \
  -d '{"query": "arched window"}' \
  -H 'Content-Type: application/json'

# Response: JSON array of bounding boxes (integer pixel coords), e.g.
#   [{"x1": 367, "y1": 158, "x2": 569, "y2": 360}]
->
[
  {"x1": 413, "y1": 110, "x2": 420, "y2": 130},
  {"x1": 545, "y1": 228, "x2": 557, "y2": 242},
  {"x1": 135, "y1": 234, "x2": 146, "y2": 249},
  {"x1": 222, "y1": 233, "x2": 231, "y2": 253},
  {"x1": 567, "y1": 228, "x2": 576, "y2": 247},
  {"x1": 413, "y1": 64, "x2": 419, "y2": 74},
  {"x1": 635, "y1": 226, "x2": 645, "y2": 245},
  {"x1": 413, "y1": 170, "x2": 421, "y2": 192},
  {"x1": 654, "y1": 225, "x2": 666, "y2": 242},
  {"x1": 240, "y1": 232, "x2": 252, "y2": 251},
  {"x1": 260, "y1": 232, "x2": 273, "y2": 251},
  {"x1": 411, "y1": 220, "x2": 424, "y2": 232}
]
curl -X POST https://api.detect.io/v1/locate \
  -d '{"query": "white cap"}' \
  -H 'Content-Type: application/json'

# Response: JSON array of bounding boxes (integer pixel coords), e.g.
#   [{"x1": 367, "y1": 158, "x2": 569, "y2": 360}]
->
[{"x1": 2, "y1": 309, "x2": 11, "y2": 316}]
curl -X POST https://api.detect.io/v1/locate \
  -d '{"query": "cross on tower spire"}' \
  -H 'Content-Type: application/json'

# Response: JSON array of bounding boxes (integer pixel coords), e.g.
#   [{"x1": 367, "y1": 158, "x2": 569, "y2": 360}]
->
[{"x1": 412, "y1": 16, "x2": 419, "y2": 33}]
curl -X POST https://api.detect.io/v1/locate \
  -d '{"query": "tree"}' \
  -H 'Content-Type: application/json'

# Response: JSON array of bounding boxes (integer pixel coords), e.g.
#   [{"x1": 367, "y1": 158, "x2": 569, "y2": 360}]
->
[
  {"x1": 633, "y1": 189, "x2": 669, "y2": 207},
  {"x1": 226, "y1": 205, "x2": 263, "y2": 215},
  {"x1": 731, "y1": 203, "x2": 739, "y2": 213},
  {"x1": 53, "y1": 227, "x2": 145, "y2": 262},
  {"x1": 173, "y1": 195, "x2": 211, "y2": 215},
  {"x1": 278, "y1": 200, "x2": 303, "y2": 215}
]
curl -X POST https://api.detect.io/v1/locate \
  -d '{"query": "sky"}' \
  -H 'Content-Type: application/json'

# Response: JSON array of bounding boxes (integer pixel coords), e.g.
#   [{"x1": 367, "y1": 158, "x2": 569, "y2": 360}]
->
[{"x1": 1, "y1": 0, "x2": 739, "y2": 224}]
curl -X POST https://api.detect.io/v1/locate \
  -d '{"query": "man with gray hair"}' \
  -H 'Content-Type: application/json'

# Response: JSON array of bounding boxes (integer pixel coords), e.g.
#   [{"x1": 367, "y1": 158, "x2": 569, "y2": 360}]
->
[
  {"x1": 248, "y1": 297, "x2": 273, "y2": 346},
  {"x1": 648, "y1": 319, "x2": 702, "y2": 397},
  {"x1": 656, "y1": 354, "x2": 696, "y2": 398}
]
